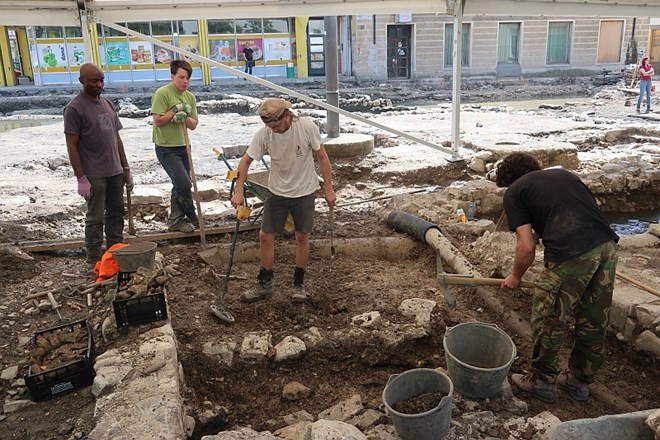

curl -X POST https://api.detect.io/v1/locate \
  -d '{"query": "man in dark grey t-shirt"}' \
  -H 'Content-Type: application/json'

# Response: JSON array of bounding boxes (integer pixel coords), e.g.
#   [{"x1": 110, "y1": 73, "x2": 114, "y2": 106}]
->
[{"x1": 64, "y1": 63, "x2": 132, "y2": 272}]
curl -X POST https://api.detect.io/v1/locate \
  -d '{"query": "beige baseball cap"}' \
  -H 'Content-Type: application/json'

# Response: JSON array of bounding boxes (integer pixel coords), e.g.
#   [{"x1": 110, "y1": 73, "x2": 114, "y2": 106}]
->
[{"x1": 258, "y1": 98, "x2": 292, "y2": 120}]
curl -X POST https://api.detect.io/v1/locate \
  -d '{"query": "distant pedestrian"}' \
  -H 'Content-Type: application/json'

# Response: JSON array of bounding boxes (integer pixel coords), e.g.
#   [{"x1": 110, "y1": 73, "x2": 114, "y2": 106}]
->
[
  {"x1": 64, "y1": 63, "x2": 132, "y2": 271},
  {"x1": 637, "y1": 56, "x2": 654, "y2": 113},
  {"x1": 230, "y1": 98, "x2": 336, "y2": 303},
  {"x1": 242, "y1": 46, "x2": 255, "y2": 76},
  {"x1": 496, "y1": 153, "x2": 618, "y2": 404},
  {"x1": 151, "y1": 59, "x2": 199, "y2": 233}
]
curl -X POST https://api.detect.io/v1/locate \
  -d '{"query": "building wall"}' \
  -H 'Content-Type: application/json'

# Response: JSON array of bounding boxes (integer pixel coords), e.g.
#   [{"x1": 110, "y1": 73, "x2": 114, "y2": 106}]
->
[{"x1": 351, "y1": 14, "x2": 651, "y2": 81}]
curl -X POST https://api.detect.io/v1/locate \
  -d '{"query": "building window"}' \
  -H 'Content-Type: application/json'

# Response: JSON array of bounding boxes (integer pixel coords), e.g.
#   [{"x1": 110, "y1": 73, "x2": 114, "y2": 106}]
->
[
  {"x1": 236, "y1": 19, "x2": 263, "y2": 34},
  {"x1": 127, "y1": 22, "x2": 151, "y2": 35},
  {"x1": 264, "y1": 19, "x2": 289, "y2": 33},
  {"x1": 176, "y1": 21, "x2": 199, "y2": 35},
  {"x1": 208, "y1": 20, "x2": 234, "y2": 35},
  {"x1": 498, "y1": 23, "x2": 520, "y2": 64},
  {"x1": 102, "y1": 24, "x2": 127, "y2": 37},
  {"x1": 597, "y1": 20, "x2": 623, "y2": 63},
  {"x1": 444, "y1": 23, "x2": 470, "y2": 68},
  {"x1": 35, "y1": 26, "x2": 63, "y2": 38},
  {"x1": 547, "y1": 22, "x2": 571, "y2": 64},
  {"x1": 151, "y1": 21, "x2": 173, "y2": 36}
]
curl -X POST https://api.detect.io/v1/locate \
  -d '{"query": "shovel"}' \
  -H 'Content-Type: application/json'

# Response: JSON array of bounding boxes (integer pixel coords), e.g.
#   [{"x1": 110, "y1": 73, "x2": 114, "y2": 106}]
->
[
  {"x1": 126, "y1": 186, "x2": 136, "y2": 235},
  {"x1": 329, "y1": 205, "x2": 336, "y2": 259}
]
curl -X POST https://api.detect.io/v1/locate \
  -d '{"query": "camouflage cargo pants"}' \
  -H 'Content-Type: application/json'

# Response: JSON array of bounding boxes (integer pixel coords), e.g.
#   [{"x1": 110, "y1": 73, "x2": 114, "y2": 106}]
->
[{"x1": 530, "y1": 240, "x2": 617, "y2": 384}]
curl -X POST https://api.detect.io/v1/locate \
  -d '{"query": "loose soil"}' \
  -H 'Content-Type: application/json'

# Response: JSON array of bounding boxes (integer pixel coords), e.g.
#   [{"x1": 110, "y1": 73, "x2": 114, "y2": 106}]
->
[{"x1": 0, "y1": 80, "x2": 659, "y2": 440}]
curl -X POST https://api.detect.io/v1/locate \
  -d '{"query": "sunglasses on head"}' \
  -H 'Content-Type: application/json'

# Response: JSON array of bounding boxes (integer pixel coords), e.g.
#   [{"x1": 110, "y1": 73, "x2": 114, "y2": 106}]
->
[{"x1": 260, "y1": 111, "x2": 287, "y2": 123}]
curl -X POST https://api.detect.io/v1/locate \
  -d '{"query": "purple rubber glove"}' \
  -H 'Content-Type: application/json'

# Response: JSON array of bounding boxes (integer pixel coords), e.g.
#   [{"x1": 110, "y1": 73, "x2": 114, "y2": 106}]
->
[
  {"x1": 77, "y1": 175, "x2": 91, "y2": 199},
  {"x1": 124, "y1": 167, "x2": 134, "y2": 192}
]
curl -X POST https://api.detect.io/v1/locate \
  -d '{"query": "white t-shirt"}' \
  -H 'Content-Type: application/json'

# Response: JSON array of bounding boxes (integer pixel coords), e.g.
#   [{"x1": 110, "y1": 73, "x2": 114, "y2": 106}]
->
[{"x1": 247, "y1": 118, "x2": 322, "y2": 198}]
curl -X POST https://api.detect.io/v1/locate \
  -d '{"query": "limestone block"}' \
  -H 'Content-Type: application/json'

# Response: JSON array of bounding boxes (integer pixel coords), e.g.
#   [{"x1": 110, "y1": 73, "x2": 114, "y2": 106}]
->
[
  {"x1": 635, "y1": 303, "x2": 660, "y2": 331},
  {"x1": 617, "y1": 233, "x2": 660, "y2": 250},
  {"x1": 273, "y1": 336, "x2": 306, "y2": 362},
  {"x1": 610, "y1": 284, "x2": 657, "y2": 331},
  {"x1": 317, "y1": 394, "x2": 364, "y2": 422},
  {"x1": 351, "y1": 311, "x2": 382, "y2": 328},
  {"x1": 635, "y1": 330, "x2": 660, "y2": 359},
  {"x1": 347, "y1": 409, "x2": 386, "y2": 431},
  {"x1": 398, "y1": 298, "x2": 436, "y2": 327},
  {"x1": 274, "y1": 421, "x2": 313, "y2": 439},
  {"x1": 201, "y1": 427, "x2": 279, "y2": 439},
  {"x1": 365, "y1": 424, "x2": 399, "y2": 440},
  {"x1": 310, "y1": 419, "x2": 367, "y2": 440},
  {"x1": 647, "y1": 223, "x2": 660, "y2": 238},
  {"x1": 240, "y1": 331, "x2": 272, "y2": 360}
]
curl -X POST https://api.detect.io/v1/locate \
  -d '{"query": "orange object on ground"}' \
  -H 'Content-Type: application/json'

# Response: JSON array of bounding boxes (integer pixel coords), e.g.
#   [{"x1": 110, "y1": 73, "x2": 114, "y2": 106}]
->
[{"x1": 94, "y1": 243, "x2": 130, "y2": 281}]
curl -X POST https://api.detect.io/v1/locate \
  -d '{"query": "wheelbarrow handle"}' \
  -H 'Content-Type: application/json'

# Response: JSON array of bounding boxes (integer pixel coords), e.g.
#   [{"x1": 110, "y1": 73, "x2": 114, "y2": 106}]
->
[{"x1": 213, "y1": 147, "x2": 234, "y2": 170}]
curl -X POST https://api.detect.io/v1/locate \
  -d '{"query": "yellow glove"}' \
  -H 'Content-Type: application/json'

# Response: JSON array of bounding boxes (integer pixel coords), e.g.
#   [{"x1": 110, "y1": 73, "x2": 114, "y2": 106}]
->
[{"x1": 172, "y1": 111, "x2": 187, "y2": 123}]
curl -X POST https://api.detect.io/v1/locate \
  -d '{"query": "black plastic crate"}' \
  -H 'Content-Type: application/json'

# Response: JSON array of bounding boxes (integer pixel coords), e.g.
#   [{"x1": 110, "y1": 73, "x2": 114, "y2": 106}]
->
[
  {"x1": 113, "y1": 271, "x2": 168, "y2": 328},
  {"x1": 25, "y1": 319, "x2": 94, "y2": 402}
]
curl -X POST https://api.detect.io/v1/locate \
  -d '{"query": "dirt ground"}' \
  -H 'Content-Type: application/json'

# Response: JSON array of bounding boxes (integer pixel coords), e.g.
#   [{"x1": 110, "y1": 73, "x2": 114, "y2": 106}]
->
[{"x1": 0, "y1": 80, "x2": 659, "y2": 440}]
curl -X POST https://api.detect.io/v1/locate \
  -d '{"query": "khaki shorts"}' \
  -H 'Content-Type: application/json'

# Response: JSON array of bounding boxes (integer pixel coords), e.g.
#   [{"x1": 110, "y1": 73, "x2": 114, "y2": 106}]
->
[{"x1": 262, "y1": 192, "x2": 315, "y2": 234}]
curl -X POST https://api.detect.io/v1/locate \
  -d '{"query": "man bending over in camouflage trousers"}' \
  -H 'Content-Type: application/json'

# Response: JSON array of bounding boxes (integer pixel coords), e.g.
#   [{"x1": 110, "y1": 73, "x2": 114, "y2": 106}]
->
[{"x1": 496, "y1": 152, "x2": 618, "y2": 403}]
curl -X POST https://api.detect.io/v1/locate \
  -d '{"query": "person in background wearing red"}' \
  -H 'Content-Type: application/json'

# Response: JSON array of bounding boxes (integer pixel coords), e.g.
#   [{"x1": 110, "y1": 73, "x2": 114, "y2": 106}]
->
[{"x1": 637, "y1": 56, "x2": 654, "y2": 114}]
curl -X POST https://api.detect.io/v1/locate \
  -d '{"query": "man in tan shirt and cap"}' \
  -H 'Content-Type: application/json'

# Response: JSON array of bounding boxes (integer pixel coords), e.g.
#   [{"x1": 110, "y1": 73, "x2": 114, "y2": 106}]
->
[{"x1": 231, "y1": 98, "x2": 336, "y2": 302}]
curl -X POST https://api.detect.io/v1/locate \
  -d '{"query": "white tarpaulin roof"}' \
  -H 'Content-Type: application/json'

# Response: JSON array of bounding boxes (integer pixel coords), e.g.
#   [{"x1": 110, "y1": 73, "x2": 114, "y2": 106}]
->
[{"x1": 1, "y1": 0, "x2": 659, "y2": 26}]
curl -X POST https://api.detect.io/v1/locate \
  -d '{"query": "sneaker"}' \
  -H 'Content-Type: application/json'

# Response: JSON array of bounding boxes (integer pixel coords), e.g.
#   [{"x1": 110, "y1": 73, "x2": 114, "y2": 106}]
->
[
  {"x1": 291, "y1": 284, "x2": 309, "y2": 303},
  {"x1": 168, "y1": 221, "x2": 194, "y2": 233},
  {"x1": 645, "y1": 108, "x2": 652, "y2": 114},
  {"x1": 511, "y1": 372, "x2": 557, "y2": 403},
  {"x1": 636, "y1": 108, "x2": 641, "y2": 113},
  {"x1": 557, "y1": 371, "x2": 589, "y2": 402}
]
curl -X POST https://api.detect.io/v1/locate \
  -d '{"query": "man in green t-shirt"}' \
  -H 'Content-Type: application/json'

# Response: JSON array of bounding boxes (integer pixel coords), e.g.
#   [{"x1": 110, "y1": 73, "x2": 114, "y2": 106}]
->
[{"x1": 151, "y1": 59, "x2": 199, "y2": 232}]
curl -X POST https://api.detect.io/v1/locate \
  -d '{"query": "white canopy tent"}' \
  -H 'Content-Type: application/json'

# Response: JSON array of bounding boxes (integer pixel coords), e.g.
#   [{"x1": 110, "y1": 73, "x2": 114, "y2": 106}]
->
[{"x1": 1, "y1": 0, "x2": 658, "y2": 158}]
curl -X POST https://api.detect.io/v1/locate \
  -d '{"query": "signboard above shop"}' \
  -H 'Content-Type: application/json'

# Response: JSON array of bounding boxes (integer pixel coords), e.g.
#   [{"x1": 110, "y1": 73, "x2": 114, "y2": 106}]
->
[{"x1": 395, "y1": 14, "x2": 413, "y2": 23}]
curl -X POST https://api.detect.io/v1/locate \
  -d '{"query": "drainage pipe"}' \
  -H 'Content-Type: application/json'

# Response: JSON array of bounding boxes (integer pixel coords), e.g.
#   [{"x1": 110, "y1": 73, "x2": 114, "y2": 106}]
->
[{"x1": 385, "y1": 210, "x2": 638, "y2": 413}]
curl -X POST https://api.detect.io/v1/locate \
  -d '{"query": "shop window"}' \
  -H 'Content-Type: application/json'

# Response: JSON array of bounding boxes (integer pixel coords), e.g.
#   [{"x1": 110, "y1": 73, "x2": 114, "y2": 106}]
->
[
  {"x1": 236, "y1": 20, "x2": 263, "y2": 34},
  {"x1": 547, "y1": 22, "x2": 571, "y2": 64},
  {"x1": 443, "y1": 23, "x2": 471, "y2": 68},
  {"x1": 128, "y1": 22, "x2": 151, "y2": 35},
  {"x1": 176, "y1": 21, "x2": 199, "y2": 35},
  {"x1": 309, "y1": 19, "x2": 324, "y2": 34},
  {"x1": 36, "y1": 27, "x2": 63, "y2": 38},
  {"x1": 65, "y1": 27, "x2": 82, "y2": 38},
  {"x1": 263, "y1": 19, "x2": 289, "y2": 33},
  {"x1": 103, "y1": 24, "x2": 127, "y2": 37},
  {"x1": 152, "y1": 21, "x2": 173, "y2": 36},
  {"x1": 208, "y1": 20, "x2": 235, "y2": 35}
]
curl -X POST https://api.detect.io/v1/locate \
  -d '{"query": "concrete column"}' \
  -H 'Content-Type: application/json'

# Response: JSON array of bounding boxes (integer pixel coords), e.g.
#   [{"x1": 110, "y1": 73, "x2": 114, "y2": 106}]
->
[
  {"x1": 198, "y1": 19, "x2": 212, "y2": 85},
  {"x1": 324, "y1": 16, "x2": 339, "y2": 138},
  {"x1": 295, "y1": 17, "x2": 309, "y2": 78},
  {"x1": 0, "y1": 26, "x2": 16, "y2": 86}
]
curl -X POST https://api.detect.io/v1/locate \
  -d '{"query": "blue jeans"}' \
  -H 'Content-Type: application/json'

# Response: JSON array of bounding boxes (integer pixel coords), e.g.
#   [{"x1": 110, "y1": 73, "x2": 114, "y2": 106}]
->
[
  {"x1": 155, "y1": 145, "x2": 197, "y2": 226},
  {"x1": 637, "y1": 79, "x2": 652, "y2": 110},
  {"x1": 86, "y1": 173, "x2": 125, "y2": 263},
  {"x1": 245, "y1": 60, "x2": 254, "y2": 75}
]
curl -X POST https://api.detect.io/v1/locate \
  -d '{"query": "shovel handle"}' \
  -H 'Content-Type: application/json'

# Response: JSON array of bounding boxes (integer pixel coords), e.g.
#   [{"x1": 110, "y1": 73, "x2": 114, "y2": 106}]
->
[{"x1": 442, "y1": 275, "x2": 535, "y2": 289}]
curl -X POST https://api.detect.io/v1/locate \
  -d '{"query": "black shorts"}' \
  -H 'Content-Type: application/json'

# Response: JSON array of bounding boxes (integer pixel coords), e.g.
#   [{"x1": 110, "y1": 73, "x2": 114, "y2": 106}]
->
[{"x1": 262, "y1": 192, "x2": 315, "y2": 234}]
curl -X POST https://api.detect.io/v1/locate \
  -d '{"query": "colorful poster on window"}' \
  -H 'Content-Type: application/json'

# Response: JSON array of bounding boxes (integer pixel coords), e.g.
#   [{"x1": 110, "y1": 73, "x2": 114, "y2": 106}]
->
[
  {"x1": 210, "y1": 39, "x2": 236, "y2": 62},
  {"x1": 37, "y1": 43, "x2": 68, "y2": 68},
  {"x1": 105, "y1": 42, "x2": 130, "y2": 66},
  {"x1": 154, "y1": 40, "x2": 174, "y2": 65},
  {"x1": 264, "y1": 38, "x2": 291, "y2": 61},
  {"x1": 67, "y1": 43, "x2": 86, "y2": 66},
  {"x1": 180, "y1": 36, "x2": 200, "y2": 63},
  {"x1": 129, "y1": 41, "x2": 153, "y2": 65},
  {"x1": 237, "y1": 38, "x2": 263, "y2": 61}
]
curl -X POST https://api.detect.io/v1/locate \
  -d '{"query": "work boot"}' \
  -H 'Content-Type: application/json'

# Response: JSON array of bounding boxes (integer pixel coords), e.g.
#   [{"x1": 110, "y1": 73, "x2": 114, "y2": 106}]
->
[
  {"x1": 168, "y1": 220, "x2": 194, "y2": 233},
  {"x1": 291, "y1": 266, "x2": 308, "y2": 302},
  {"x1": 511, "y1": 372, "x2": 557, "y2": 403},
  {"x1": 240, "y1": 268, "x2": 273, "y2": 303},
  {"x1": 557, "y1": 370, "x2": 590, "y2": 402}
]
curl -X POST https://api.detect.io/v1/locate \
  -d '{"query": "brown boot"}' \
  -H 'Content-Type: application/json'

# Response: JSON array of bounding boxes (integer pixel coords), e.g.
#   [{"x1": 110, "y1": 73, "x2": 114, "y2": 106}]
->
[
  {"x1": 557, "y1": 370, "x2": 589, "y2": 402},
  {"x1": 511, "y1": 372, "x2": 557, "y2": 403}
]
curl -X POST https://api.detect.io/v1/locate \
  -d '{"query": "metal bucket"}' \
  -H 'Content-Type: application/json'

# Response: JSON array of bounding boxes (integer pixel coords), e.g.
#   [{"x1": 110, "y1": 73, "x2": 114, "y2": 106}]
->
[
  {"x1": 110, "y1": 242, "x2": 157, "y2": 272},
  {"x1": 382, "y1": 368, "x2": 453, "y2": 440},
  {"x1": 443, "y1": 322, "x2": 516, "y2": 400}
]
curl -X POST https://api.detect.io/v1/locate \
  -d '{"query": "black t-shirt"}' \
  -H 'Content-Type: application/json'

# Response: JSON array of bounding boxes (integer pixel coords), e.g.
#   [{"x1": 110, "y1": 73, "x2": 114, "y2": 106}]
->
[
  {"x1": 503, "y1": 168, "x2": 618, "y2": 263},
  {"x1": 242, "y1": 47, "x2": 254, "y2": 61}
]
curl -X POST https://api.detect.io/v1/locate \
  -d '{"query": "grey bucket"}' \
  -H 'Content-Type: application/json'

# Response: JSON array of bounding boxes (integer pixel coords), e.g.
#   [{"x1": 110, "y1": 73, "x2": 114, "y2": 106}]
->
[
  {"x1": 443, "y1": 322, "x2": 516, "y2": 400},
  {"x1": 110, "y1": 242, "x2": 157, "y2": 272},
  {"x1": 382, "y1": 368, "x2": 454, "y2": 440}
]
